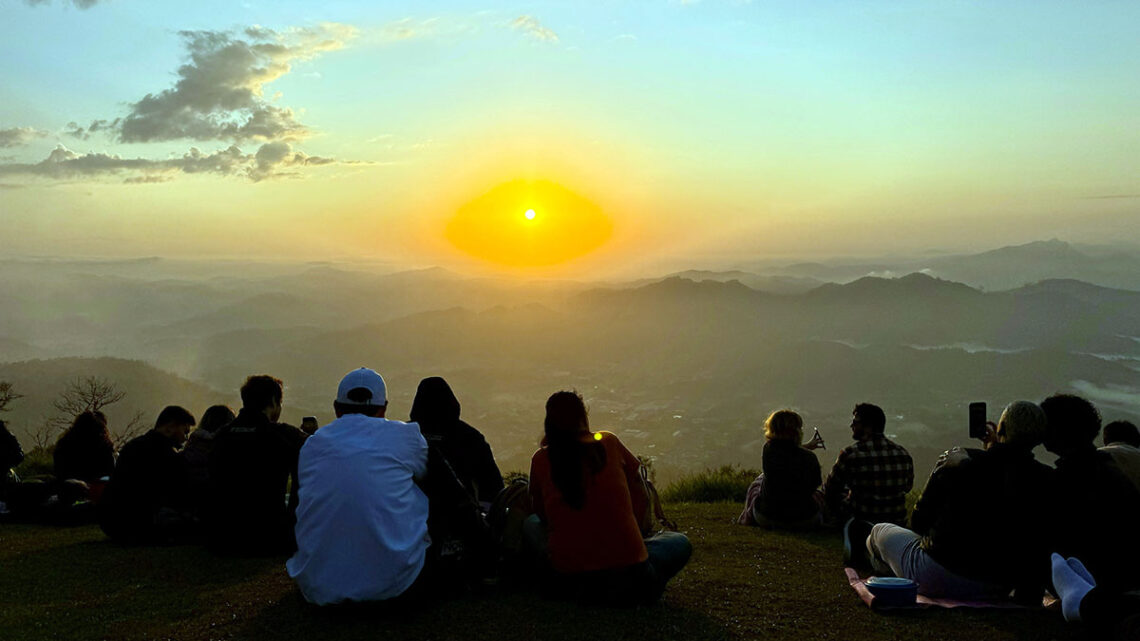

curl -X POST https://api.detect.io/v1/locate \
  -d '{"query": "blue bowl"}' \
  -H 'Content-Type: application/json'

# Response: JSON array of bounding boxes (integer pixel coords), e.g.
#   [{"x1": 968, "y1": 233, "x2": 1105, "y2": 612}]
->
[{"x1": 866, "y1": 577, "x2": 918, "y2": 607}]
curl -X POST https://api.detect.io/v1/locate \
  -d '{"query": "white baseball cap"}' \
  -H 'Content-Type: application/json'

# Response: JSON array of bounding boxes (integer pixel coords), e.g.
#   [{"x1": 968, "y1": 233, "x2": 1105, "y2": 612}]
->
[{"x1": 335, "y1": 367, "x2": 387, "y2": 406}]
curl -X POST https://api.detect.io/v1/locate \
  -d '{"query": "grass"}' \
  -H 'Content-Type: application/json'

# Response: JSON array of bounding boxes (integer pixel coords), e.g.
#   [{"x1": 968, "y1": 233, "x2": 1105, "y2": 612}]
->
[
  {"x1": 0, "y1": 503, "x2": 1082, "y2": 641},
  {"x1": 659, "y1": 465, "x2": 760, "y2": 503}
]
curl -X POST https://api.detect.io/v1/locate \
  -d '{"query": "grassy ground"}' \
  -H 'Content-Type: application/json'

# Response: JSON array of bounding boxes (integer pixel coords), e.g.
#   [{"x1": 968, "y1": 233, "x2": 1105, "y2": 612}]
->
[{"x1": 0, "y1": 503, "x2": 1083, "y2": 641}]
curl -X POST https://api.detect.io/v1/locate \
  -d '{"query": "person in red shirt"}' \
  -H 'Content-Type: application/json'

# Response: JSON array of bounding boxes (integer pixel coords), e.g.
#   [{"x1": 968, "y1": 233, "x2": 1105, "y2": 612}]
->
[{"x1": 527, "y1": 390, "x2": 691, "y2": 605}]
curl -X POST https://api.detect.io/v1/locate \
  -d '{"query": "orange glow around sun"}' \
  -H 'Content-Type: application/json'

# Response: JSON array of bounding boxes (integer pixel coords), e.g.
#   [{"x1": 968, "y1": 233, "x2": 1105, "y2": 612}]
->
[{"x1": 446, "y1": 179, "x2": 613, "y2": 267}]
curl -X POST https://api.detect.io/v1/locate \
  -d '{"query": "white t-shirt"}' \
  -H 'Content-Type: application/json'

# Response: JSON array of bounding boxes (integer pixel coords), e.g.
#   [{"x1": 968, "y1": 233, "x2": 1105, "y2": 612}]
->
[{"x1": 286, "y1": 413, "x2": 430, "y2": 605}]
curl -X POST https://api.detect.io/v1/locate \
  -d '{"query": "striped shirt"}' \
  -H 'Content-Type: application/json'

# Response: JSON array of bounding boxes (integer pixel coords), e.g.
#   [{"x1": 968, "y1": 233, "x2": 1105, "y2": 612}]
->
[{"x1": 823, "y1": 435, "x2": 914, "y2": 525}]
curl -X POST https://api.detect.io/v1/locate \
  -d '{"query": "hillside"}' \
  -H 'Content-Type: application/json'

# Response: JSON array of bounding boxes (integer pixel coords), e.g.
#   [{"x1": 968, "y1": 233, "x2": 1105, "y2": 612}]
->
[{"x1": 0, "y1": 503, "x2": 1080, "y2": 641}]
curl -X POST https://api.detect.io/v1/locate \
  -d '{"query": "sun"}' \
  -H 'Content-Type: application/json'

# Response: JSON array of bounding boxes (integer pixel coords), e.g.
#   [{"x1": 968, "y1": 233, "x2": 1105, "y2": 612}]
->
[{"x1": 446, "y1": 180, "x2": 612, "y2": 267}]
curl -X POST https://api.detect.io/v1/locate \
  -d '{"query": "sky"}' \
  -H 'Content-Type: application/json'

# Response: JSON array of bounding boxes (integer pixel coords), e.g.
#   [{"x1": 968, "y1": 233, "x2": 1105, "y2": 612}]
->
[{"x1": 1, "y1": 0, "x2": 1138, "y2": 277}]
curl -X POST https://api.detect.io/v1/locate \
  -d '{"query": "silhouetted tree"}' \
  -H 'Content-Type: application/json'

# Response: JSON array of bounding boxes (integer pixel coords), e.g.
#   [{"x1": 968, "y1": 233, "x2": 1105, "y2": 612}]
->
[
  {"x1": 0, "y1": 381, "x2": 22, "y2": 413},
  {"x1": 47, "y1": 376, "x2": 144, "y2": 448}
]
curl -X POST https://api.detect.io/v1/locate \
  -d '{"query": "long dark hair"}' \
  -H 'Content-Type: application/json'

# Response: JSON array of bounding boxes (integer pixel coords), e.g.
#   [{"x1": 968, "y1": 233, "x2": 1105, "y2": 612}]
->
[
  {"x1": 544, "y1": 391, "x2": 606, "y2": 510},
  {"x1": 57, "y1": 410, "x2": 113, "y2": 452}
]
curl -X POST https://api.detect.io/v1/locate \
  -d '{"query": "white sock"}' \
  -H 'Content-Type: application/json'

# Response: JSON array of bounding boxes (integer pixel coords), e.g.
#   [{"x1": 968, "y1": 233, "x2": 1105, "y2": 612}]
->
[{"x1": 1051, "y1": 553, "x2": 1093, "y2": 622}]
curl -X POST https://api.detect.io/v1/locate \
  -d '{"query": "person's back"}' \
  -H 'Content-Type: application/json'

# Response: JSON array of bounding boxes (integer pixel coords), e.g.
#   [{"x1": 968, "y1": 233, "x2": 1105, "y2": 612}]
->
[
  {"x1": 822, "y1": 403, "x2": 914, "y2": 526},
  {"x1": 1101, "y1": 420, "x2": 1140, "y2": 494},
  {"x1": 208, "y1": 409, "x2": 305, "y2": 553},
  {"x1": 530, "y1": 431, "x2": 647, "y2": 574},
  {"x1": 99, "y1": 407, "x2": 195, "y2": 544},
  {"x1": 1054, "y1": 447, "x2": 1140, "y2": 591},
  {"x1": 53, "y1": 411, "x2": 116, "y2": 484},
  {"x1": 910, "y1": 444, "x2": 1055, "y2": 594},
  {"x1": 1, "y1": 420, "x2": 23, "y2": 487},
  {"x1": 410, "y1": 377, "x2": 503, "y2": 505},
  {"x1": 287, "y1": 413, "x2": 429, "y2": 604},
  {"x1": 288, "y1": 367, "x2": 430, "y2": 605},
  {"x1": 1044, "y1": 395, "x2": 1140, "y2": 592},
  {"x1": 758, "y1": 439, "x2": 822, "y2": 523}
]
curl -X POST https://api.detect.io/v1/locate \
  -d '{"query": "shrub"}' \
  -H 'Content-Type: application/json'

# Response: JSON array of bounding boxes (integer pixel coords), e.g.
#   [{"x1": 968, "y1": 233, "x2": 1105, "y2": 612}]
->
[
  {"x1": 14, "y1": 446, "x2": 54, "y2": 479},
  {"x1": 660, "y1": 465, "x2": 760, "y2": 503}
]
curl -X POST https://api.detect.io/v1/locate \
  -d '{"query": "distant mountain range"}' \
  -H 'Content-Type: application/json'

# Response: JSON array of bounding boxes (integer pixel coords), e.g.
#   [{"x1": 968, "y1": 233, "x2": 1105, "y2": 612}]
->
[{"x1": 2, "y1": 240, "x2": 1139, "y2": 477}]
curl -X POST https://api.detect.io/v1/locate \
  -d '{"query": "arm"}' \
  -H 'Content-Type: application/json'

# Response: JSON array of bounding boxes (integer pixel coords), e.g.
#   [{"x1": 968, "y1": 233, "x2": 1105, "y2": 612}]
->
[
  {"x1": 821, "y1": 449, "x2": 850, "y2": 511},
  {"x1": 614, "y1": 434, "x2": 650, "y2": 523},
  {"x1": 528, "y1": 454, "x2": 546, "y2": 522},
  {"x1": 908, "y1": 462, "x2": 952, "y2": 535},
  {"x1": 474, "y1": 435, "x2": 504, "y2": 502}
]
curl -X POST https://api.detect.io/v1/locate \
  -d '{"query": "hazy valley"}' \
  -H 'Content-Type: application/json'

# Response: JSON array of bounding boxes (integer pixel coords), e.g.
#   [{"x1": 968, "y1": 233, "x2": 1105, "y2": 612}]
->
[{"x1": 4, "y1": 239, "x2": 1140, "y2": 482}]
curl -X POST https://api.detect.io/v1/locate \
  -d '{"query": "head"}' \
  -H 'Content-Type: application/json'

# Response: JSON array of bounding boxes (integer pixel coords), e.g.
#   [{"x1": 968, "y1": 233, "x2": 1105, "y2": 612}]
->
[
  {"x1": 154, "y1": 405, "x2": 196, "y2": 446},
  {"x1": 197, "y1": 404, "x2": 235, "y2": 435},
  {"x1": 59, "y1": 410, "x2": 112, "y2": 449},
  {"x1": 542, "y1": 390, "x2": 604, "y2": 511},
  {"x1": 764, "y1": 409, "x2": 804, "y2": 444},
  {"x1": 333, "y1": 367, "x2": 388, "y2": 418},
  {"x1": 994, "y1": 401, "x2": 1047, "y2": 450},
  {"x1": 851, "y1": 403, "x2": 886, "y2": 440},
  {"x1": 1041, "y1": 394, "x2": 1101, "y2": 456},
  {"x1": 240, "y1": 375, "x2": 284, "y2": 421},
  {"x1": 409, "y1": 377, "x2": 460, "y2": 428},
  {"x1": 544, "y1": 390, "x2": 590, "y2": 443},
  {"x1": 1104, "y1": 420, "x2": 1140, "y2": 448}
]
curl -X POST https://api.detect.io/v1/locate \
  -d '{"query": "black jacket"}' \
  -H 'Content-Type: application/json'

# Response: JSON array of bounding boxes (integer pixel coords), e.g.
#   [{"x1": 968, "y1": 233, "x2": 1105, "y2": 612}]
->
[
  {"x1": 206, "y1": 409, "x2": 307, "y2": 554},
  {"x1": 1054, "y1": 446, "x2": 1140, "y2": 592},
  {"x1": 757, "y1": 440, "x2": 822, "y2": 523},
  {"x1": 910, "y1": 444, "x2": 1055, "y2": 598},
  {"x1": 410, "y1": 377, "x2": 503, "y2": 504},
  {"x1": 98, "y1": 430, "x2": 190, "y2": 543}
]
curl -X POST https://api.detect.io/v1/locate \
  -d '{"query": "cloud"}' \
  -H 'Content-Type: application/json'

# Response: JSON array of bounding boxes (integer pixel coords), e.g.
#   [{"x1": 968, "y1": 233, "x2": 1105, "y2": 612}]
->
[
  {"x1": 0, "y1": 127, "x2": 50, "y2": 148},
  {"x1": 64, "y1": 119, "x2": 119, "y2": 141},
  {"x1": 115, "y1": 23, "x2": 357, "y2": 144},
  {"x1": 0, "y1": 142, "x2": 346, "y2": 183},
  {"x1": 24, "y1": 0, "x2": 104, "y2": 8},
  {"x1": 510, "y1": 16, "x2": 558, "y2": 43}
]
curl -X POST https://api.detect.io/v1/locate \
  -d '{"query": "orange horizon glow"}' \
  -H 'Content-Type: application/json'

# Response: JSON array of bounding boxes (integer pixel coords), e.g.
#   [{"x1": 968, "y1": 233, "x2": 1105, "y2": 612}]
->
[{"x1": 445, "y1": 179, "x2": 613, "y2": 268}]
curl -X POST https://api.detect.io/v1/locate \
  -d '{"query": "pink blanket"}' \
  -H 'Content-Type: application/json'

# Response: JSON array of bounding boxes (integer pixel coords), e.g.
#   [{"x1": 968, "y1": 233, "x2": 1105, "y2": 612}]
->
[{"x1": 845, "y1": 568, "x2": 1058, "y2": 610}]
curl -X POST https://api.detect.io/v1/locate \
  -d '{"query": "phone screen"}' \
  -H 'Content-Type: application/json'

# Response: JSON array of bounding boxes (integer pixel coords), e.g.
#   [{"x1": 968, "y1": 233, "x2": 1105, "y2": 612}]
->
[{"x1": 968, "y1": 402, "x2": 987, "y2": 439}]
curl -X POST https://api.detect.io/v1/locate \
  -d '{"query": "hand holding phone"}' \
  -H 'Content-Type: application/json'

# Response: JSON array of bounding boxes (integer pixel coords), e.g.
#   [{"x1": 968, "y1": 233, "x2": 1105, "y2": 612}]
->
[{"x1": 804, "y1": 428, "x2": 826, "y2": 450}]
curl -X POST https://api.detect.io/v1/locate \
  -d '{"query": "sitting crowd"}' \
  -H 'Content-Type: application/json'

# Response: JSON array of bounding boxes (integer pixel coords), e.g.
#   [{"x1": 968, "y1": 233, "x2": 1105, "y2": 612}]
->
[
  {"x1": 2, "y1": 376, "x2": 1138, "y2": 637},
  {"x1": 0, "y1": 367, "x2": 692, "y2": 609},
  {"x1": 735, "y1": 397, "x2": 1139, "y2": 640}
]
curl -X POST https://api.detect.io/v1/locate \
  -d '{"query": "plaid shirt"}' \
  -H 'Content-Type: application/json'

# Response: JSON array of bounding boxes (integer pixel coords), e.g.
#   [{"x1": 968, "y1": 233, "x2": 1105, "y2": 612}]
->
[{"x1": 823, "y1": 435, "x2": 914, "y2": 525}]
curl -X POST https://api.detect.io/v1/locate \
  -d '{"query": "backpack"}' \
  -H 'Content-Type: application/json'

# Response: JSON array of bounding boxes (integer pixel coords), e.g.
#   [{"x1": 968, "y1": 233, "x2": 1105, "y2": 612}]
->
[{"x1": 637, "y1": 464, "x2": 677, "y2": 535}]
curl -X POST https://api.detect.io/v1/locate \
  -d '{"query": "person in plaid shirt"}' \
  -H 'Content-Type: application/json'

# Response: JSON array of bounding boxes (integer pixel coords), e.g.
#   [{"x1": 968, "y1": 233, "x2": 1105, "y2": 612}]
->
[{"x1": 821, "y1": 403, "x2": 914, "y2": 526}]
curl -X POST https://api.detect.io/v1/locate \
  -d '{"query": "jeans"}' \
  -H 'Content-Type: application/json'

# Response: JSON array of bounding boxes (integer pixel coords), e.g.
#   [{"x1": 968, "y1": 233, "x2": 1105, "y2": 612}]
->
[
  {"x1": 867, "y1": 523, "x2": 1009, "y2": 599},
  {"x1": 522, "y1": 515, "x2": 693, "y2": 605}
]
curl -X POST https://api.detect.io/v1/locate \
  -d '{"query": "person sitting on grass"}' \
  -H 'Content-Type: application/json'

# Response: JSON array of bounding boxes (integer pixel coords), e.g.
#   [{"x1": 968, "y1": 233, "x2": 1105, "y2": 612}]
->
[
  {"x1": 53, "y1": 410, "x2": 116, "y2": 489},
  {"x1": 865, "y1": 400, "x2": 1055, "y2": 601},
  {"x1": 1100, "y1": 420, "x2": 1140, "y2": 493},
  {"x1": 287, "y1": 367, "x2": 431, "y2": 605},
  {"x1": 207, "y1": 375, "x2": 308, "y2": 556},
  {"x1": 1042, "y1": 394, "x2": 1140, "y2": 593},
  {"x1": 1051, "y1": 552, "x2": 1140, "y2": 641},
  {"x1": 181, "y1": 404, "x2": 235, "y2": 515},
  {"x1": 820, "y1": 403, "x2": 914, "y2": 568},
  {"x1": 98, "y1": 406, "x2": 196, "y2": 544},
  {"x1": 526, "y1": 390, "x2": 692, "y2": 606},
  {"x1": 738, "y1": 409, "x2": 824, "y2": 529}
]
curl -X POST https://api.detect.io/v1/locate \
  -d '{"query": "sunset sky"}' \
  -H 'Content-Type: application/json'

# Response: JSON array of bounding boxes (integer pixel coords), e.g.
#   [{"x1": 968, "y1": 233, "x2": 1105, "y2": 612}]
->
[{"x1": 2, "y1": 1, "x2": 1138, "y2": 276}]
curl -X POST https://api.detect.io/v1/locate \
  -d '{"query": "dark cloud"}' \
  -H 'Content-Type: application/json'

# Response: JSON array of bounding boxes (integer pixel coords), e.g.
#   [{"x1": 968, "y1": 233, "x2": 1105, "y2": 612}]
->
[
  {"x1": 64, "y1": 119, "x2": 120, "y2": 141},
  {"x1": 0, "y1": 142, "x2": 343, "y2": 183},
  {"x1": 0, "y1": 127, "x2": 50, "y2": 148},
  {"x1": 115, "y1": 23, "x2": 356, "y2": 144}
]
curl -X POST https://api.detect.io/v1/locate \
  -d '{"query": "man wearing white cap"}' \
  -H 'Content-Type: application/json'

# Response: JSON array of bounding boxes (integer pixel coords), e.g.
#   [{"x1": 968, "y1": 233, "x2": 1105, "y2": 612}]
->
[{"x1": 287, "y1": 367, "x2": 431, "y2": 605}]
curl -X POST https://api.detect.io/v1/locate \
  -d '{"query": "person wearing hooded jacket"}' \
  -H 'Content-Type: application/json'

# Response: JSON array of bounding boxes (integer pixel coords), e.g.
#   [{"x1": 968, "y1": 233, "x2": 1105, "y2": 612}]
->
[{"x1": 409, "y1": 377, "x2": 503, "y2": 507}]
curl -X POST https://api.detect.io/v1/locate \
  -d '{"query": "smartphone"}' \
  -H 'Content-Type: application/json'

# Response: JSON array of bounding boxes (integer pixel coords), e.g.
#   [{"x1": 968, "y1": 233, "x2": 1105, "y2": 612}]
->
[
  {"x1": 301, "y1": 416, "x2": 318, "y2": 434},
  {"x1": 968, "y1": 402, "x2": 987, "y2": 439}
]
